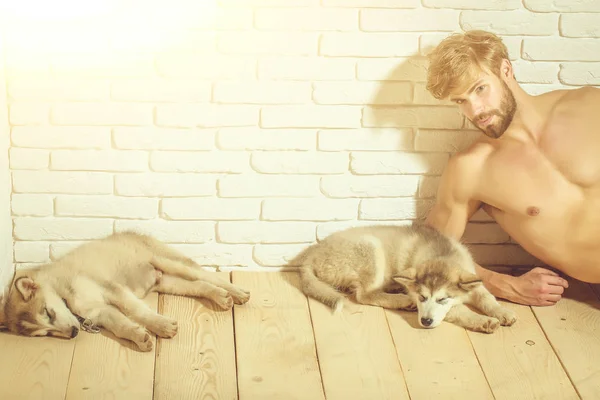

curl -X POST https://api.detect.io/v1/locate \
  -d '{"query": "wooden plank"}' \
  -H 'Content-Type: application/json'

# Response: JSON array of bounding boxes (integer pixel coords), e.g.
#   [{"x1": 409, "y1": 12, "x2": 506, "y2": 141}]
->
[
  {"x1": 232, "y1": 271, "x2": 325, "y2": 400},
  {"x1": 309, "y1": 299, "x2": 410, "y2": 400},
  {"x1": 533, "y1": 279, "x2": 600, "y2": 399},
  {"x1": 468, "y1": 301, "x2": 578, "y2": 400},
  {"x1": 385, "y1": 309, "x2": 494, "y2": 400},
  {"x1": 64, "y1": 293, "x2": 159, "y2": 400},
  {"x1": 154, "y1": 272, "x2": 237, "y2": 400},
  {"x1": 0, "y1": 333, "x2": 75, "y2": 399}
]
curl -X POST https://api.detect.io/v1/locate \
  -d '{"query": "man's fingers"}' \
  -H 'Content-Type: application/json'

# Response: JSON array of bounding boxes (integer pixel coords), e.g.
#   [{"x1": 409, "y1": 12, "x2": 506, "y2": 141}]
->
[
  {"x1": 544, "y1": 294, "x2": 562, "y2": 303},
  {"x1": 544, "y1": 275, "x2": 569, "y2": 289}
]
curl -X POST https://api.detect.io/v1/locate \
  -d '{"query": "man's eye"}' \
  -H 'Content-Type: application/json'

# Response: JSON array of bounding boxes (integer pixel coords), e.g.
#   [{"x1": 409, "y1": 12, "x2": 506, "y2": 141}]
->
[{"x1": 476, "y1": 85, "x2": 485, "y2": 92}]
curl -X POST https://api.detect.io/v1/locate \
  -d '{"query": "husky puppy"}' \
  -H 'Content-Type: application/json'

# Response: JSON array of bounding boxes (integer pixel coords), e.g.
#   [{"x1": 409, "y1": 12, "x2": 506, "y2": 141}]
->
[
  {"x1": 0, "y1": 231, "x2": 250, "y2": 351},
  {"x1": 290, "y1": 223, "x2": 517, "y2": 333}
]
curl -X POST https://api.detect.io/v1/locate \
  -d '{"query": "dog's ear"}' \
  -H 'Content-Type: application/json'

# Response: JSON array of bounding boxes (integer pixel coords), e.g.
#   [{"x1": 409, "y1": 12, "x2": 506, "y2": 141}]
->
[
  {"x1": 14, "y1": 277, "x2": 38, "y2": 302},
  {"x1": 457, "y1": 271, "x2": 483, "y2": 291},
  {"x1": 392, "y1": 268, "x2": 417, "y2": 284}
]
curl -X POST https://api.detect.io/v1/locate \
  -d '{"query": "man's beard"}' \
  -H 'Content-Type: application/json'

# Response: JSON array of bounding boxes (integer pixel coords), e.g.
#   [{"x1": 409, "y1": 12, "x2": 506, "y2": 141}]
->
[{"x1": 472, "y1": 83, "x2": 517, "y2": 139}]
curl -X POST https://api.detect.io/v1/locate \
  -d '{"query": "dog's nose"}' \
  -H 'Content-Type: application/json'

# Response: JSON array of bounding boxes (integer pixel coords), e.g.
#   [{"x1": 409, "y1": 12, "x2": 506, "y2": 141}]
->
[
  {"x1": 70, "y1": 326, "x2": 79, "y2": 338},
  {"x1": 421, "y1": 317, "x2": 433, "y2": 327}
]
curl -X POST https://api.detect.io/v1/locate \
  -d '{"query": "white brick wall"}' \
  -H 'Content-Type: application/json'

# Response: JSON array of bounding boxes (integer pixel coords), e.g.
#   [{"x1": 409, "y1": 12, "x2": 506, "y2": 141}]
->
[{"x1": 3, "y1": 1, "x2": 599, "y2": 271}]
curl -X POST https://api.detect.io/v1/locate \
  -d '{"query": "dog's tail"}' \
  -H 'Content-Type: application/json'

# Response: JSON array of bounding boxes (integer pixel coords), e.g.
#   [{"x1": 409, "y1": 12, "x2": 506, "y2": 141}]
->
[{"x1": 299, "y1": 266, "x2": 346, "y2": 313}]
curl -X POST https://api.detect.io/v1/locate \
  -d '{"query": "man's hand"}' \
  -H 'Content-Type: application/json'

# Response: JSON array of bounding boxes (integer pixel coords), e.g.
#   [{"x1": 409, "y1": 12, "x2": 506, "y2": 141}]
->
[{"x1": 506, "y1": 267, "x2": 569, "y2": 306}]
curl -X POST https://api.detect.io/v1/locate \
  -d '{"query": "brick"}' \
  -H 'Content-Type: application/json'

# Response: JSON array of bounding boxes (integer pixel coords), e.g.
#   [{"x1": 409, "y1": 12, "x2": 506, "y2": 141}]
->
[
  {"x1": 51, "y1": 103, "x2": 153, "y2": 126},
  {"x1": 8, "y1": 79, "x2": 109, "y2": 101},
  {"x1": 218, "y1": 175, "x2": 321, "y2": 197},
  {"x1": 363, "y1": 106, "x2": 463, "y2": 129},
  {"x1": 151, "y1": 151, "x2": 249, "y2": 173},
  {"x1": 11, "y1": 127, "x2": 111, "y2": 149},
  {"x1": 261, "y1": 106, "x2": 361, "y2": 128},
  {"x1": 51, "y1": 150, "x2": 148, "y2": 172},
  {"x1": 524, "y1": 0, "x2": 600, "y2": 12},
  {"x1": 14, "y1": 242, "x2": 50, "y2": 263},
  {"x1": 170, "y1": 243, "x2": 252, "y2": 267},
  {"x1": 462, "y1": 222, "x2": 510, "y2": 244},
  {"x1": 210, "y1": 7, "x2": 254, "y2": 30},
  {"x1": 318, "y1": 128, "x2": 413, "y2": 151},
  {"x1": 469, "y1": 244, "x2": 540, "y2": 266},
  {"x1": 14, "y1": 218, "x2": 113, "y2": 240},
  {"x1": 113, "y1": 128, "x2": 215, "y2": 150},
  {"x1": 418, "y1": 176, "x2": 441, "y2": 198},
  {"x1": 156, "y1": 105, "x2": 259, "y2": 128},
  {"x1": 218, "y1": 0, "x2": 319, "y2": 5},
  {"x1": 316, "y1": 220, "x2": 410, "y2": 240},
  {"x1": 12, "y1": 171, "x2": 112, "y2": 194},
  {"x1": 255, "y1": 8, "x2": 357, "y2": 31},
  {"x1": 423, "y1": 0, "x2": 521, "y2": 9},
  {"x1": 322, "y1": 175, "x2": 420, "y2": 198},
  {"x1": 512, "y1": 61, "x2": 559, "y2": 84},
  {"x1": 359, "y1": 198, "x2": 434, "y2": 220},
  {"x1": 350, "y1": 152, "x2": 449, "y2": 175},
  {"x1": 523, "y1": 38, "x2": 600, "y2": 61},
  {"x1": 361, "y1": 9, "x2": 459, "y2": 32},
  {"x1": 162, "y1": 198, "x2": 260, "y2": 220},
  {"x1": 218, "y1": 222, "x2": 316, "y2": 244},
  {"x1": 10, "y1": 148, "x2": 49, "y2": 170},
  {"x1": 156, "y1": 54, "x2": 256, "y2": 79},
  {"x1": 320, "y1": 33, "x2": 419, "y2": 57},
  {"x1": 115, "y1": 174, "x2": 216, "y2": 197},
  {"x1": 421, "y1": 34, "x2": 521, "y2": 60},
  {"x1": 214, "y1": 82, "x2": 311, "y2": 104},
  {"x1": 111, "y1": 80, "x2": 212, "y2": 102},
  {"x1": 111, "y1": 31, "x2": 216, "y2": 52},
  {"x1": 115, "y1": 220, "x2": 215, "y2": 243},
  {"x1": 357, "y1": 57, "x2": 428, "y2": 81},
  {"x1": 253, "y1": 244, "x2": 310, "y2": 267},
  {"x1": 52, "y1": 53, "x2": 156, "y2": 78},
  {"x1": 313, "y1": 82, "x2": 412, "y2": 105},
  {"x1": 460, "y1": 11, "x2": 558, "y2": 36},
  {"x1": 261, "y1": 198, "x2": 359, "y2": 221},
  {"x1": 258, "y1": 57, "x2": 355, "y2": 80},
  {"x1": 560, "y1": 14, "x2": 600, "y2": 37},
  {"x1": 9, "y1": 103, "x2": 49, "y2": 125},
  {"x1": 414, "y1": 83, "x2": 453, "y2": 106},
  {"x1": 11, "y1": 194, "x2": 54, "y2": 217},
  {"x1": 415, "y1": 129, "x2": 480, "y2": 152},
  {"x1": 218, "y1": 128, "x2": 316, "y2": 151},
  {"x1": 251, "y1": 152, "x2": 348, "y2": 174},
  {"x1": 55, "y1": 195, "x2": 158, "y2": 219},
  {"x1": 322, "y1": 0, "x2": 418, "y2": 6},
  {"x1": 4, "y1": 51, "x2": 51, "y2": 79},
  {"x1": 218, "y1": 32, "x2": 317, "y2": 55},
  {"x1": 559, "y1": 63, "x2": 600, "y2": 85}
]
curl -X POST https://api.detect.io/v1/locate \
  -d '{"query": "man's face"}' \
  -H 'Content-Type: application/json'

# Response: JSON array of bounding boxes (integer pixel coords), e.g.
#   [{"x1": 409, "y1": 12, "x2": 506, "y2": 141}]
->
[{"x1": 449, "y1": 71, "x2": 517, "y2": 139}]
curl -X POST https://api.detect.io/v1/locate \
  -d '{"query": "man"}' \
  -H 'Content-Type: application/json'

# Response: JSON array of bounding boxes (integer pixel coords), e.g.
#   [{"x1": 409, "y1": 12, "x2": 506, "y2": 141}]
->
[{"x1": 424, "y1": 30, "x2": 600, "y2": 306}]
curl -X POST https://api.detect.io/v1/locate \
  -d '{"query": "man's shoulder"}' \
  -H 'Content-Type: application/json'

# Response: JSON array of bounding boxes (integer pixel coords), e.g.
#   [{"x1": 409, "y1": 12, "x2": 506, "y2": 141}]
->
[
  {"x1": 449, "y1": 140, "x2": 495, "y2": 170},
  {"x1": 548, "y1": 86, "x2": 599, "y2": 110}
]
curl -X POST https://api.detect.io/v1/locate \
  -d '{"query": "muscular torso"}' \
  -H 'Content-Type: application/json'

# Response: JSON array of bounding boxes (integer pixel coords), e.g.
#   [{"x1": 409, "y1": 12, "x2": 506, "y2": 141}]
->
[{"x1": 474, "y1": 87, "x2": 600, "y2": 282}]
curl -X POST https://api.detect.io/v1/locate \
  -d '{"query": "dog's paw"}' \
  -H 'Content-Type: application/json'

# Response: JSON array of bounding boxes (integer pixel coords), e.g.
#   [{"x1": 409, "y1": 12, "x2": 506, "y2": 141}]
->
[
  {"x1": 495, "y1": 308, "x2": 517, "y2": 326},
  {"x1": 473, "y1": 317, "x2": 500, "y2": 334},
  {"x1": 230, "y1": 288, "x2": 250, "y2": 305},
  {"x1": 399, "y1": 301, "x2": 417, "y2": 312},
  {"x1": 133, "y1": 329, "x2": 154, "y2": 352},
  {"x1": 213, "y1": 289, "x2": 234, "y2": 310},
  {"x1": 152, "y1": 318, "x2": 178, "y2": 339}
]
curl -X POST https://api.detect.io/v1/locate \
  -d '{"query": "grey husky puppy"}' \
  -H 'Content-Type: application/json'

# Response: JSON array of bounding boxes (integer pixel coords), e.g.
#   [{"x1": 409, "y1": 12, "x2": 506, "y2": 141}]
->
[{"x1": 290, "y1": 223, "x2": 517, "y2": 333}]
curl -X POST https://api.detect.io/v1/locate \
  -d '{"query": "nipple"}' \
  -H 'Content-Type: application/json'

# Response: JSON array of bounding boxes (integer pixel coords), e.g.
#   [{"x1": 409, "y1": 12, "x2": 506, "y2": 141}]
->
[{"x1": 527, "y1": 206, "x2": 540, "y2": 216}]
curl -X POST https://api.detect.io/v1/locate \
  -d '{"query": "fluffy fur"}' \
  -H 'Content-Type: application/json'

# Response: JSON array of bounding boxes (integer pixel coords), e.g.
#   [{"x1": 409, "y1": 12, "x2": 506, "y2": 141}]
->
[
  {"x1": 0, "y1": 231, "x2": 250, "y2": 351},
  {"x1": 289, "y1": 223, "x2": 517, "y2": 333}
]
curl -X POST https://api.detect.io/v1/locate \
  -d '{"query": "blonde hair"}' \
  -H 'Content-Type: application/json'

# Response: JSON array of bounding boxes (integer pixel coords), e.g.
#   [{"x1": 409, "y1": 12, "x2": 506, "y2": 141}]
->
[{"x1": 426, "y1": 30, "x2": 510, "y2": 100}]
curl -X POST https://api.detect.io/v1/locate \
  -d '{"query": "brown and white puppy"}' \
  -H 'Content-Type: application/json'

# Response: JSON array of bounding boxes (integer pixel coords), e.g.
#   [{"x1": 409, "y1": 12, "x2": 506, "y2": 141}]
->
[
  {"x1": 0, "y1": 231, "x2": 250, "y2": 350},
  {"x1": 289, "y1": 222, "x2": 516, "y2": 333}
]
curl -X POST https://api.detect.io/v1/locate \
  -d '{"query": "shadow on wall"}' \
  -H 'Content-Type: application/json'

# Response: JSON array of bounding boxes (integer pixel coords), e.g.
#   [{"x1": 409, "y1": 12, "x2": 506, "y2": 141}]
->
[{"x1": 368, "y1": 45, "x2": 479, "y2": 226}]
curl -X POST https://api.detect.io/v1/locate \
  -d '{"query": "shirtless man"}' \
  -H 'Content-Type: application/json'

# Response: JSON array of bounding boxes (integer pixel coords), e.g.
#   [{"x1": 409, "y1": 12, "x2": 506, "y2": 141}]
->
[{"x1": 424, "y1": 30, "x2": 600, "y2": 306}]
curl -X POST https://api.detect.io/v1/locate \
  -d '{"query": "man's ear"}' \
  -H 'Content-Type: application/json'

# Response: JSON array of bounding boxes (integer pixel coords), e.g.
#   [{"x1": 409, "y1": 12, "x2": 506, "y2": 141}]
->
[
  {"x1": 392, "y1": 268, "x2": 417, "y2": 285},
  {"x1": 457, "y1": 271, "x2": 483, "y2": 292},
  {"x1": 15, "y1": 277, "x2": 38, "y2": 302},
  {"x1": 500, "y1": 58, "x2": 514, "y2": 80}
]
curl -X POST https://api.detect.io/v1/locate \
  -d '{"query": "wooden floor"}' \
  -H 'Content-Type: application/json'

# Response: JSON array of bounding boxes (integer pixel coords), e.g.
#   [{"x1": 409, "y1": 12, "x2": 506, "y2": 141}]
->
[{"x1": 1, "y1": 271, "x2": 599, "y2": 400}]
